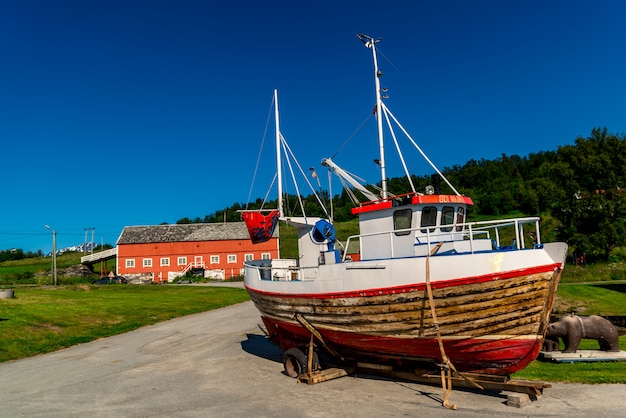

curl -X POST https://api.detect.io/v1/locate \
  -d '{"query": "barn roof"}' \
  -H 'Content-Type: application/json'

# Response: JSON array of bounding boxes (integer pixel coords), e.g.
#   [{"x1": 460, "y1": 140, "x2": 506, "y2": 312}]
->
[{"x1": 116, "y1": 222, "x2": 273, "y2": 245}]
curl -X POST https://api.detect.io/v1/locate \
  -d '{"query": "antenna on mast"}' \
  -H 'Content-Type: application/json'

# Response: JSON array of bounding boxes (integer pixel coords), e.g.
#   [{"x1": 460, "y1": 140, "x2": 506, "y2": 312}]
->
[
  {"x1": 357, "y1": 33, "x2": 388, "y2": 200},
  {"x1": 356, "y1": 33, "x2": 381, "y2": 48}
]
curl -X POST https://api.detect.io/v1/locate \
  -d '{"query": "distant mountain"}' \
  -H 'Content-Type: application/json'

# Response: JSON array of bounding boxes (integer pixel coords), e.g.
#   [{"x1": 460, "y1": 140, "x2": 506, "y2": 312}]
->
[{"x1": 48, "y1": 242, "x2": 98, "y2": 257}]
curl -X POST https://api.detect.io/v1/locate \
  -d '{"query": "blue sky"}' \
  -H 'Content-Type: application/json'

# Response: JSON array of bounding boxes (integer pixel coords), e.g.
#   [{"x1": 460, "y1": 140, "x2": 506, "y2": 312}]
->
[{"x1": 1, "y1": 0, "x2": 625, "y2": 253}]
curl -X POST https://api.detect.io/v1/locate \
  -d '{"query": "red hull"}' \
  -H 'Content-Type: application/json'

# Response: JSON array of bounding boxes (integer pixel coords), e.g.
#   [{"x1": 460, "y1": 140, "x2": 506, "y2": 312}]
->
[
  {"x1": 247, "y1": 264, "x2": 563, "y2": 376},
  {"x1": 261, "y1": 316, "x2": 541, "y2": 375}
]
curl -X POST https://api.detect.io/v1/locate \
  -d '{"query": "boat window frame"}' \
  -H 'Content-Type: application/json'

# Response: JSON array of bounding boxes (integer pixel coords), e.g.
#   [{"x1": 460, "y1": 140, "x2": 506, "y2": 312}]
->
[
  {"x1": 393, "y1": 208, "x2": 413, "y2": 236},
  {"x1": 456, "y1": 207, "x2": 466, "y2": 232},
  {"x1": 441, "y1": 206, "x2": 455, "y2": 232},
  {"x1": 420, "y1": 206, "x2": 438, "y2": 233}
]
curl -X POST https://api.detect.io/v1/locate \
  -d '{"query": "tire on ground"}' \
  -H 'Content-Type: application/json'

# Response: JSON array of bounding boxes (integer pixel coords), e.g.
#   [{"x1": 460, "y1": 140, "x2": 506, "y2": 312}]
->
[{"x1": 282, "y1": 347, "x2": 319, "y2": 378}]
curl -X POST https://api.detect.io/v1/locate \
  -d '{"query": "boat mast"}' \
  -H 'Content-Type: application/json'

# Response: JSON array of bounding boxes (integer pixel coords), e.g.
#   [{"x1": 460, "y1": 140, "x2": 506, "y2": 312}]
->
[
  {"x1": 358, "y1": 33, "x2": 388, "y2": 200},
  {"x1": 274, "y1": 89, "x2": 284, "y2": 218}
]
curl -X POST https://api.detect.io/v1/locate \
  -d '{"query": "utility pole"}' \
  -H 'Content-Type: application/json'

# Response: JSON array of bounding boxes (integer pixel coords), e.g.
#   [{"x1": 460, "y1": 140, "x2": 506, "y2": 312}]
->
[{"x1": 44, "y1": 225, "x2": 57, "y2": 286}]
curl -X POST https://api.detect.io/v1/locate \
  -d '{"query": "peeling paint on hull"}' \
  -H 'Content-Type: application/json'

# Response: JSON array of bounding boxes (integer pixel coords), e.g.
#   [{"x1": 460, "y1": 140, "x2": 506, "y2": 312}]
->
[{"x1": 247, "y1": 265, "x2": 562, "y2": 375}]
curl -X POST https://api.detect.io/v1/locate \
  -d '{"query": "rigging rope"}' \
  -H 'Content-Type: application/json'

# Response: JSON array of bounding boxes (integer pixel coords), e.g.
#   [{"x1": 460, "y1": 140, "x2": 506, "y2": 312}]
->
[
  {"x1": 246, "y1": 95, "x2": 276, "y2": 210},
  {"x1": 425, "y1": 242, "x2": 457, "y2": 410},
  {"x1": 330, "y1": 113, "x2": 373, "y2": 160},
  {"x1": 260, "y1": 173, "x2": 278, "y2": 210},
  {"x1": 281, "y1": 135, "x2": 331, "y2": 220},
  {"x1": 425, "y1": 242, "x2": 483, "y2": 410}
]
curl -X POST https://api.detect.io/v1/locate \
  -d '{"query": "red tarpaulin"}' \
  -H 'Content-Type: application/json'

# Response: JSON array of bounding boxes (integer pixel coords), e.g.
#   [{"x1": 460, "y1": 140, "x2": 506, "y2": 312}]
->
[{"x1": 242, "y1": 210, "x2": 279, "y2": 244}]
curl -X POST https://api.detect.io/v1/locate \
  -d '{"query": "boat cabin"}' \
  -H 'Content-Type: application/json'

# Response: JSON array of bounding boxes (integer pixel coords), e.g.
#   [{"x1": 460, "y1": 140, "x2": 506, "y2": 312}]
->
[{"x1": 350, "y1": 194, "x2": 490, "y2": 260}]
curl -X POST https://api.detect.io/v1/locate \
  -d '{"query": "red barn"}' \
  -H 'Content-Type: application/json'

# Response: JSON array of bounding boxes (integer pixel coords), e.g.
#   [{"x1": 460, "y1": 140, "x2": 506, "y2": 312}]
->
[{"x1": 116, "y1": 222, "x2": 278, "y2": 283}]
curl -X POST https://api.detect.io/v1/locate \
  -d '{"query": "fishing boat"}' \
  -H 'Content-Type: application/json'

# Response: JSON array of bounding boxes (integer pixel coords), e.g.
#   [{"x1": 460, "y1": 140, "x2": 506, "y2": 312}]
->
[{"x1": 242, "y1": 34, "x2": 568, "y2": 378}]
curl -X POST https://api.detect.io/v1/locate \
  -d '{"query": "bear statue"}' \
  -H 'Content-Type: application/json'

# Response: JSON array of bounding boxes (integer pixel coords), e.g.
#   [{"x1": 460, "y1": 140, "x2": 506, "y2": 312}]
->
[
  {"x1": 542, "y1": 335, "x2": 560, "y2": 352},
  {"x1": 546, "y1": 314, "x2": 620, "y2": 353}
]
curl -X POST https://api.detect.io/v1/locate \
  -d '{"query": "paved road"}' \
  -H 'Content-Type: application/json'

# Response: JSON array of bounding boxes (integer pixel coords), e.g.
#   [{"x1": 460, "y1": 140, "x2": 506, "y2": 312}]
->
[{"x1": 1, "y1": 298, "x2": 625, "y2": 417}]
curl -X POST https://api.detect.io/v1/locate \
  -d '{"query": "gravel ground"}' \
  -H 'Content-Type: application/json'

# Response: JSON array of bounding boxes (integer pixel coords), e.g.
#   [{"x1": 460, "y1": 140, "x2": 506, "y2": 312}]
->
[{"x1": 1, "y1": 296, "x2": 625, "y2": 417}]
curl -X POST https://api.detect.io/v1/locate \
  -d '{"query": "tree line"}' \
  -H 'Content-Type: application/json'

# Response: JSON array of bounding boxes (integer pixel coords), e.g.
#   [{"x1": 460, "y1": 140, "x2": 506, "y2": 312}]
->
[
  {"x1": 0, "y1": 248, "x2": 44, "y2": 263},
  {"x1": 4, "y1": 128, "x2": 621, "y2": 264},
  {"x1": 178, "y1": 127, "x2": 626, "y2": 262}
]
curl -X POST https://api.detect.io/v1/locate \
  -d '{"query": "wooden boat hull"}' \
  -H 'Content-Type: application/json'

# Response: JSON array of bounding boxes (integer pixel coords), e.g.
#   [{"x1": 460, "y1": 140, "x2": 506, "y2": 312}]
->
[{"x1": 246, "y1": 261, "x2": 563, "y2": 375}]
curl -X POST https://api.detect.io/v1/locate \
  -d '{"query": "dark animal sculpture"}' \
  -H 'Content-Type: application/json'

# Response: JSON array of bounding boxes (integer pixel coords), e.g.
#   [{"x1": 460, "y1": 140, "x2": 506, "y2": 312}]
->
[
  {"x1": 542, "y1": 335, "x2": 560, "y2": 352},
  {"x1": 546, "y1": 314, "x2": 620, "y2": 353}
]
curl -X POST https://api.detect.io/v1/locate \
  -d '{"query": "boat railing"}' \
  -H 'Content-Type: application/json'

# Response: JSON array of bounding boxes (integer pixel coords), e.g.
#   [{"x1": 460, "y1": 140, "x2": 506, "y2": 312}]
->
[
  {"x1": 342, "y1": 216, "x2": 541, "y2": 261},
  {"x1": 466, "y1": 216, "x2": 541, "y2": 250},
  {"x1": 244, "y1": 259, "x2": 319, "y2": 281}
]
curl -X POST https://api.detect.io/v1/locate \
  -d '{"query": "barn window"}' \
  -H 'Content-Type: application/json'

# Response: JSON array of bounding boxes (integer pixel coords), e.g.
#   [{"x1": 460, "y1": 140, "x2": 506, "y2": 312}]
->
[
  {"x1": 177, "y1": 256, "x2": 187, "y2": 266},
  {"x1": 244, "y1": 253, "x2": 254, "y2": 261},
  {"x1": 228, "y1": 254, "x2": 237, "y2": 263},
  {"x1": 126, "y1": 259, "x2": 135, "y2": 268},
  {"x1": 160, "y1": 257, "x2": 170, "y2": 267},
  {"x1": 143, "y1": 258, "x2": 152, "y2": 267},
  {"x1": 210, "y1": 255, "x2": 220, "y2": 264},
  {"x1": 261, "y1": 253, "x2": 271, "y2": 260}
]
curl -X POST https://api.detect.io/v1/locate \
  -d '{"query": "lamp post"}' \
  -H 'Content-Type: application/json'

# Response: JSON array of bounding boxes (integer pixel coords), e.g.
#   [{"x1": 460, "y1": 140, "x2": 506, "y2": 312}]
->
[{"x1": 44, "y1": 225, "x2": 57, "y2": 285}]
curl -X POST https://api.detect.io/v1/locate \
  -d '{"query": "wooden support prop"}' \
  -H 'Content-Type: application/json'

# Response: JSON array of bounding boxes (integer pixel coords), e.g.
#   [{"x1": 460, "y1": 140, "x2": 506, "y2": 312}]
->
[
  {"x1": 297, "y1": 367, "x2": 353, "y2": 385},
  {"x1": 296, "y1": 361, "x2": 551, "y2": 398},
  {"x1": 355, "y1": 364, "x2": 551, "y2": 397},
  {"x1": 295, "y1": 313, "x2": 344, "y2": 361}
]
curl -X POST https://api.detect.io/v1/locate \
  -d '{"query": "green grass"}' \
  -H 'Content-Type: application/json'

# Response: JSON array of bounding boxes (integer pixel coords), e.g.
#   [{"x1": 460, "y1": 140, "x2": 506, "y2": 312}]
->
[
  {"x1": 1, "y1": 252, "x2": 84, "y2": 273},
  {"x1": 0, "y1": 251, "x2": 114, "y2": 286},
  {"x1": 513, "y1": 343, "x2": 626, "y2": 384},
  {"x1": 561, "y1": 263, "x2": 626, "y2": 283},
  {"x1": 0, "y1": 285, "x2": 249, "y2": 362},
  {"x1": 2, "y1": 237, "x2": 626, "y2": 383},
  {"x1": 513, "y1": 333, "x2": 626, "y2": 383},
  {"x1": 552, "y1": 283, "x2": 626, "y2": 316},
  {"x1": 513, "y1": 281, "x2": 626, "y2": 383}
]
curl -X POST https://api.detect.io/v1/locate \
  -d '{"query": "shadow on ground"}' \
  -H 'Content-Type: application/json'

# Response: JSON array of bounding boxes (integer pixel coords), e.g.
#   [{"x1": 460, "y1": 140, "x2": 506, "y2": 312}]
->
[{"x1": 241, "y1": 331, "x2": 283, "y2": 364}]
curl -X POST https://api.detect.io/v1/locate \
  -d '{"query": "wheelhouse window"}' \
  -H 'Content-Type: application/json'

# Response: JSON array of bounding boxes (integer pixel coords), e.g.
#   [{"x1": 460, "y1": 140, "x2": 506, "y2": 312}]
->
[
  {"x1": 393, "y1": 208, "x2": 412, "y2": 236},
  {"x1": 420, "y1": 206, "x2": 437, "y2": 233},
  {"x1": 441, "y1": 206, "x2": 455, "y2": 232},
  {"x1": 456, "y1": 207, "x2": 466, "y2": 232}
]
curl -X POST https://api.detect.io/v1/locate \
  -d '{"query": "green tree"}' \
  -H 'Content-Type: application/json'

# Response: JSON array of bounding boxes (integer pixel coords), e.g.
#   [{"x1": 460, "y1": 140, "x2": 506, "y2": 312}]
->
[{"x1": 549, "y1": 128, "x2": 626, "y2": 260}]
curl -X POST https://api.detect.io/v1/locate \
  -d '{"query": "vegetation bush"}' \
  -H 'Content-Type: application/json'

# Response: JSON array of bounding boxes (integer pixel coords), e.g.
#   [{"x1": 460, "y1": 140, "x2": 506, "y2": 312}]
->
[{"x1": 608, "y1": 247, "x2": 626, "y2": 264}]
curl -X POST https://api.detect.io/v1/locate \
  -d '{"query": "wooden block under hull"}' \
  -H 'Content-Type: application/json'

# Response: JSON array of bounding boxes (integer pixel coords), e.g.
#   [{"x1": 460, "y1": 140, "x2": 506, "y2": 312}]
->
[
  {"x1": 297, "y1": 367, "x2": 353, "y2": 384},
  {"x1": 355, "y1": 366, "x2": 551, "y2": 397},
  {"x1": 295, "y1": 363, "x2": 551, "y2": 397}
]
